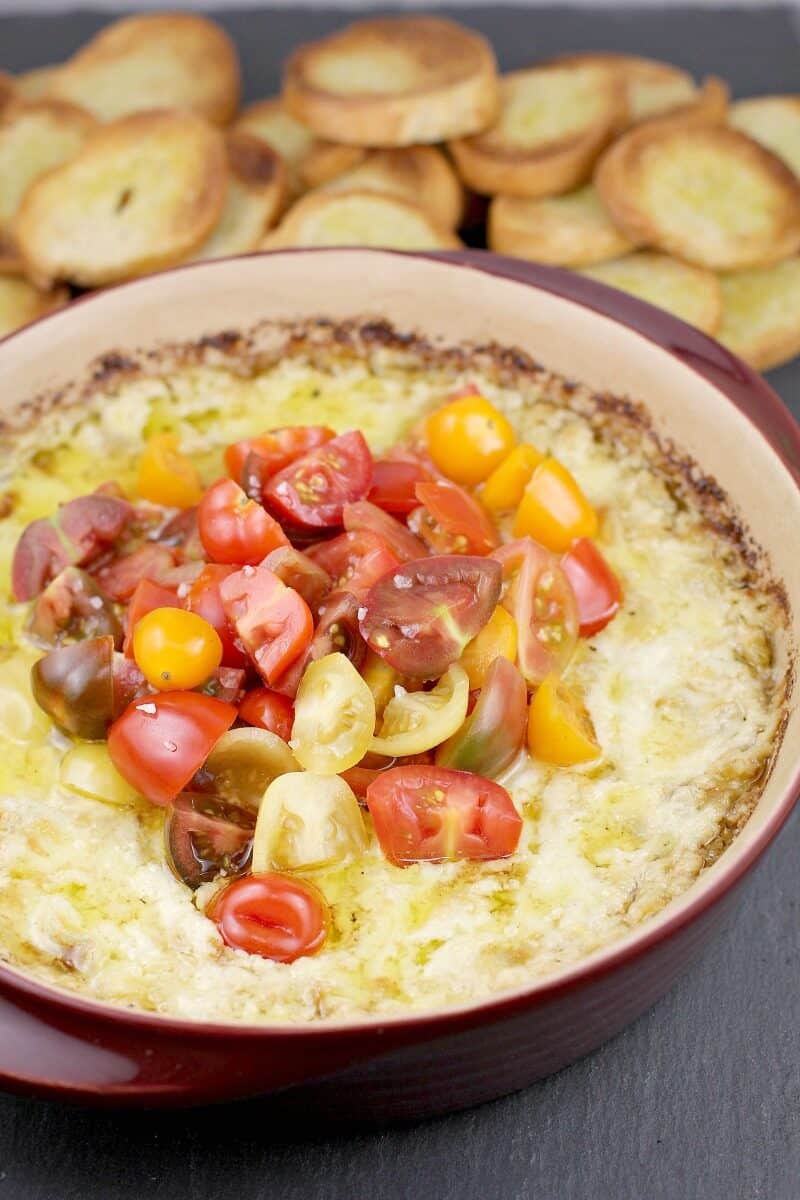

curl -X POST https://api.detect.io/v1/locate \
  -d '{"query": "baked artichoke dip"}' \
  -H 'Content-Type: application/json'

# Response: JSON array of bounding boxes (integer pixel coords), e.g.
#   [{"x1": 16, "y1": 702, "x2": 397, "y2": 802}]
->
[{"x1": 0, "y1": 320, "x2": 788, "y2": 1023}]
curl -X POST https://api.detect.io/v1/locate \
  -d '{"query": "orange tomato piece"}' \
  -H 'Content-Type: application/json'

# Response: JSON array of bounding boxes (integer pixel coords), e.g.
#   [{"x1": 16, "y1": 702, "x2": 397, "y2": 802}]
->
[
  {"x1": 133, "y1": 608, "x2": 223, "y2": 692},
  {"x1": 426, "y1": 393, "x2": 515, "y2": 486},
  {"x1": 527, "y1": 674, "x2": 600, "y2": 766},
  {"x1": 458, "y1": 604, "x2": 518, "y2": 689},
  {"x1": 481, "y1": 444, "x2": 545, "y2": 513},
  {"x1": 137, "y1": 433, "x2": 203, "y2": 509},
  {"x1": 513, "y1": 457, "x2": 598, "y2": 552}
]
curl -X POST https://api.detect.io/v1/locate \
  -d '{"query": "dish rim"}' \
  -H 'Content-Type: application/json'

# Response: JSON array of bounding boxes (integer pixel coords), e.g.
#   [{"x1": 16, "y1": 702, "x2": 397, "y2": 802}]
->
[{"x1": 0, "y1": 245, "x2": 797, "y2": 1041}]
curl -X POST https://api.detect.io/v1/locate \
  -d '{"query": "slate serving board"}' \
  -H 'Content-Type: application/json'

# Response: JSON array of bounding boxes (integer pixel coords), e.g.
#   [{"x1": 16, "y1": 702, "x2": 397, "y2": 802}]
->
[{"x1": 0, "y1": 7, "x2": 798, "y2": 1199}]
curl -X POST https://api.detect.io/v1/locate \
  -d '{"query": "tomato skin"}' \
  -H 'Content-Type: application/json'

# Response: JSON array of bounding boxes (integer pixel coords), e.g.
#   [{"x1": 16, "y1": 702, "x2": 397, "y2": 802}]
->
[
  {"x1": 224, "y1": 426, "x2": 335, "y2": 487},
  {"x1": 342, "y1": 500, "x2": 427, "y2": 562},
  {"x1": 31, "y1": 635, "x2": 117, "y2": 740},
  {"x1": 426, "y1": 393, "x2": 516, "y2": 486},
  {"x1": 513, "y1": 458, "x2": 598, "y2": 552},
  {"x1": 458, "y1": 604, "x2": 517, "y2": 690},
  {"x1": 261, "y1": 430, "x2": 373, "y2": 529},
  {"x1": 219, "y1": 566, "x2": 313, "y2": 686},
  {"x1": 238, "y1": 687, "x2": 294, "y2": 742},
  {"x1": 207, "y1": 872, "x2": 329, "y2": 962},
  {"x1": 271, "y1": 590, "x2": 367, "y2": 698},
  {"x1": 306, "y1": 530, "x2": 399, "y2": 597},
  {"x1": 527, "y1": 674, "x2": 600, "y2": 766},
  {"x1": 95, "y1": 543, "x2": 177, "y2": 603},
  {"x1": 185, "y1": 564, "x2": 249, "y2": 669},
  {"x1": 12, "y1": 493, "x2": 131, "y2": 601},
  {"x1": 123, "y1": 579, "x2": 181, "y2": 657},
  {"x1": 359, "y1": 555, "x2": 502, "y2": 679},
  {"x1": 412, "y1": 481, "x2": 498, "y2": 556},
  {"x1": 261, "y1": 545, "x2": 332, "y2": 618},
  {"x1": 561, "y1": 538, "x2": 622, "y2": 637},
  {"x1": 436, "y1": 656, "x2": 527, "y2": 778},
  {"x1": 29, "y1": 567, "x2": 123, "y2": 648},
  {"x1": 165, "y1": 793, "x2": 255, "y2": 889},
  {"x1": 137, "y1": 433, "x2": 202, "y2": 509},
  {"x1": 133, "y1": 608, "x2": 223, "y2": 692},
  {"x1": 108, "y1": 691, "x2": 236, "y2": 807},
  {"x1": 368, "y1": 459, "x2": 429, "y2": 514},
  {"x1": 199, "y1": 478, "x2": 288, "y2": 565},
  {"x1": 492, "y1": 539, "x2": 579, "y2": 686},
  {"x1": 366, "y1": 765, "x2": 522, "y2": 866},
  {"x1": 481, "y1": 444, "x2": 544, "y2": 513}
]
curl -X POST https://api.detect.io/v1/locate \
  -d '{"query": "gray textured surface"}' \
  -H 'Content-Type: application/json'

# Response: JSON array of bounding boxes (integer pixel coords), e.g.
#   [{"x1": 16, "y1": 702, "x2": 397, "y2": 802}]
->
[{"x1": 0, "y1": 7, "x2": 799, "y2": 1199}]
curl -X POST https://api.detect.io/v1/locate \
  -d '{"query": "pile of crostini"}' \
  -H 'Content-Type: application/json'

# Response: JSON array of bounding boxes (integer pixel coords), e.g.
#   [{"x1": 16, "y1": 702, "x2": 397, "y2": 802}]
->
[{"x1": 1, "y1": 11, "x2": 799, "y2": 371}]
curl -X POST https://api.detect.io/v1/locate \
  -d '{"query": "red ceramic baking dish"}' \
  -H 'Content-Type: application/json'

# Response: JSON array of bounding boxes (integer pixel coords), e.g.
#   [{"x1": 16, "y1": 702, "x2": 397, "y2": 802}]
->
[{"x1": 0, "y1": 249, "x2": 797, "y2": 1118}]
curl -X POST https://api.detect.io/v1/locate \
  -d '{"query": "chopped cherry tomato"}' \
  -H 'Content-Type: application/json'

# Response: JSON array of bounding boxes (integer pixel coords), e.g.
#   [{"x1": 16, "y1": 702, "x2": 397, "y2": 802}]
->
[
  {"x1": 204, "y1": 666, "x2": 247, "y2": 706},
  {"x1": 28, "y1": 567, "x2": 122, "y2": 648},
  {"x1": 270, "y1": 590, "x2": 367, "y2": 698},
  {"x1": 262, "y1": 545, "x2": 332, "y2": 617},
  {"x1": 11, "y1": 519, "x2": 70, "y2": 602},
  {"x1": 238, "y1": 687, "x2": 294, "y2": 742},
  {"x1": 359, "y1": 555, "x2": 501, "y2": 678},
  {"x1": 108, "y1": 691, "x2": 236, "y2": 806},
  {"x1": 207, "y1": 872, "x2": 329, "y2": 962},
  {"x1": 12, "y1": 492, "x2": 131, "y2": 601},
  {"x1": 252, "y1": 772, "x2": 366, "y2": 873},
  {"x1": 436, "y1": 656, "x2": 527, "y2": 778},
  {"x1": 426, "y1": 393, "x2": 516, "y2": 485},
  {"x1": 513, "y1": 457, "x2": 598, "y2": 552},
  {"x1": 185, "y1": 563, "x2": 248, "y2": 668},
  {"x1": 366, "y1": 765, "x2": 522, "y2": 865},
  {"x1": 291, "y1": 653, "x2": 376, "y2": 774},
  {"x1": 158, "y1": 507, "x2": 205, "y2": 561},
  {"x1": 368, "y1": 459, "x2": 429, "y2": 515},
  {"x1": 342, "y1": 500, "x2": 426, "y2": 562},
  {"x1": 361, "y1": 650, "x2": 398, "y2": 717},
  {"x1": 220, "y1": 566, "x2": 313, "y2": 686},
  {"x1": 224, "y1": 426, "x2": 335, "y2": 487},
  {"x1": 307, "y1": 530, "x2": 399, "y2": 596},
  {"x1": 123, "y1": 579, "x2": 181, "y2": 657},
  {"x1": 137, "y1": 433, "x2": 202, "y2": 509},
  {"x1": 371, "y1": 663, "x2": 469, "y2": 757},
  {"x1": 492, "y1": 539, "x2": 578, "y2": 686},
  {"x1": 196, "y1": 727, "x2": 297, "y2": 809},
  {"x1": 261, "y1": 430, "x2": 373, "y2": 530},
  {"x1": 95, "y1": 543, "x2": 177, "y2": 603},
  {"x1": 165, "y1": 793, "x2": 255, "y2": 889},
  {"x1": 199, "y1": 478, "x2": 288, "y2": 565},
  {"x1": 411, "y1": 481, "x2": 498, "y2": 556},
  {"x1": 527, "y1": 674, "x2": 600, "y2": 766},
  {"x1": 133, "y1": 608, "x2": 223, "y2": 692},
  {"x1": 31, "y1": 635, "x2": 116, "y2": 740},
  {"x1": 458, "y1": 604, "x2": 517, "y2": 690},
  {"x1": 481, "y1": 444, "x2": 545, "y2": 513},
  {"x1": 561, "y1": 538, "x2": 622, "y2": 637},
  {"x1": 56, "y1": 492, "x2": 132, "y2": 565}
]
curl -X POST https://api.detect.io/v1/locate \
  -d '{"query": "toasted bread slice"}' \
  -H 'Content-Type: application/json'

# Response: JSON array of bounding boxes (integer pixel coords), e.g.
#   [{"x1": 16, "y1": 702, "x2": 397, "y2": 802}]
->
[
  {"x1": 234, "y1": 97, "x2": 364, "y2": 196},
  {"x1": 0, "y1": 100, "x2": 96, "y2": 234},
  {"x1": 15, "y1": 110, "x2": 228, "y2": 287},
  {"x1": 718, "y1": 257, "x2": 800, "y2": 371},
  {"x1": 0, "y1": 73, "x2": 17, "y2": 115},
  {"x1": 489, "y1": 185, "x2": 637, "y2": 266},
  {"x1": 550, "y1": 53, "x2": 698, "y2": 124},
  {"x1": 449, "y1": 63, "x2": 626, "y2": 199},
  {"x1": 48, "y1": 13, "x2": 240, "y2": 126},
  {"x1": 0, "y1": 232, "x2": 23, "y2": 274},
  {"x1": 188, "y1": 132, "x2": 287, "y2": 262},
  {"x1": 595, "y1": 122, "x2": 800, "y2": 270},
  {"x1": 15, "y1": 65, "x2": 61, "y2": 103},
  {"x1": 318, "y1": 146, "x2": 463, "y2": 229},
  {"x1": 580, "y1": 252, "x2": 721, "y2": 334},
  {"x1": 262, "y1": 189, "x2": 462, "y2": 251},
  {"x1": 283, "y1": 16, "x2": 499, "y2": 146},
  {"x1": 730, "y1": 96, "x2": 800, "y2": 179},
  {"x1": 0, "y1": 274, "x2": 68, "y2": 338}
]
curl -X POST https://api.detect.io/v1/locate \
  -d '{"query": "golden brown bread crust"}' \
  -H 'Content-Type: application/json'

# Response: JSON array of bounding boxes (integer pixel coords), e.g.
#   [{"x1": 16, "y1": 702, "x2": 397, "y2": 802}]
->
[
  {"x1": 579, "y1": 251, "x2": 722, "y2": 335},
  {"x1": 188, "y1": 131, "x2": 287, "y2": 261},
  {"x1": 318, "y1": 146, "x2": 464, "y2": 230},
  {"x1": 595, "y1": 122, "x2": 800, "y2": 270},
  {"x1": 0, "y1": 232, "x2": 24, "y2": 275},
  {"x1": 234, "y1": 97, "x2": 365, "y2": 196},
  {"x1": 48, "y1": 12, "x2": 241, "y2": 126},
  {"x1": 548, "y1": 53, "x2": 697, "y2": 125},
  {"x1": 449, "y1": 63, "x2": 627, "y2": 199},
  {"x1": 0, "y1": 273, "x2": 68, "y2": 339},
  {"x1": 261, "y1": 188, "x2": 462, "y2": 251},
  {"x1": 730, "y1": 95, "x2": 800, "y2": 179},
  {"x1": 718, "y1": 256, "x2": 800, "y2": 371},
  {"x1": 15, "y1": 109, "x2": 228, "y2": 288},
  {"x1": 283, "y1": 16, "x2": 499, "y2": 146},
  {"x1": 14, "y1": 65, "x2": 61, "y2": 103},
  {"x1": 489, "y1": 185, "x2": 637, "y2": 266},
  {"x1": 0, "y1": 73, "x2": 17, "y2": 116},
  {"x1": 0, "y1": 99, "x2": 97, "y2": 234}
]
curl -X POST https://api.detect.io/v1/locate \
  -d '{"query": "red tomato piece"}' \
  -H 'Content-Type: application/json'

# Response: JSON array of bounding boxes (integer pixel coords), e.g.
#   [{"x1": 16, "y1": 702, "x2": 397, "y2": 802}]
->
[
  {"x1": 435, "y1": 656, "x2": 528, "y2": 778},
  {"x1": 261, "y1": 545, "x2": 332, "y2": 617},
  {"x1": 29, "y1": 567, "x2": 123, "y2": 648},
  {"x1": 207, "y1": 872, "x2": 329, "y2": 962},
  {"x1": 107, "y1": 691, "x2": 237, "y2": 807},
  {"x1": 411, "y1": 481, "x2": 498, "y2": 556},
  {"x1": 205, "y1": 667, "x2": 248, "y2": 706},
  {"x1": 306, "y1": 530, "x2": 399, "y2": 596},
  {"x1": 342, "y1": 499, "x2": 427, "y2": 562},
  {"x1": 199, "y1": 478, "x2": 288, "y2": 565},
  {"x1": 224, "y1": 426, "x2": 335, "y2": 486},
  {"x1": 158, "y1": 507, "x2": 205, "y2": 561},
  {"x1": 56, "y1": 492, "x2": 132, "y2": 563},
  {"x1": 219, "y1": 566, "x2": 313, "y2": 686},
  {"x1": 561, "y1": 538, "x2": 622, "y2": 637},
  {"x1": 359, "y1": 555, "x2": 501, "y2": 678},
  {"x1": 368, "y1": 459, "x2": 430, "y2": 515},
  {"x1": 269, "y1": 590, "x2": 367, "y2": 698},
  {"x1": 123, "y1": 579, "x2": 182, "y2": 657},
  {"x1": 492, "y1": 538, "x2": 579, "y2": 686},
  {"x1": 12, "y1": 492, "x2": 132, "y2": 601},
  {"x1": 261, "y1": 431, "x2": 373, "y2": 529},
  {"x1": 95, "y1": 543, "x2": 177, "y2": 602},
  {"x1": 238, "y1": 687, "x2": 294, "y2": 742},
  {"x1": 185, "y1": 563, "x2": 249, "y2": 668},
  {"x1": 366, "y1": 765, "x2": 522, "y2": 865}
]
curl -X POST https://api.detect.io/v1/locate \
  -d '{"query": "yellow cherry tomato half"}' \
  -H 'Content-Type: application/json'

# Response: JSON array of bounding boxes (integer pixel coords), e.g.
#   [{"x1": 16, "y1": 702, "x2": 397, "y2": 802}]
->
[
  {"x1": 137, "y1": 432, "x2": 203, "y2": 509},
  {"x1": 133, "y1": 607, "x2": 223, "y2": 692},
  {"x1": 426, "y1": 393, "x2": 516, "y2": 486},
  {"x1": 370, "y1": 663, "x2": 469, "y2": 757},
  {"x1": 527, "y1": 674, "x2": 600, "y2": 766},
  {"x1": 252, "y1": 772, "x2": 366, "y2": 874},
  {"x1": 361, "y1": 649, "x2": 399, "y2": 719},
  {"x1": 458, "y1": 604, "x2": 518, "y2": 690},
  {"x1": 481, "y1": 443, "x2": 545, "y2": 513},
  {"x1": 513, "y1": 457, "x2": 598, "y2": 552},
  {"x1": 291, "y1": 652, "x2": 376, "y2": 774}
]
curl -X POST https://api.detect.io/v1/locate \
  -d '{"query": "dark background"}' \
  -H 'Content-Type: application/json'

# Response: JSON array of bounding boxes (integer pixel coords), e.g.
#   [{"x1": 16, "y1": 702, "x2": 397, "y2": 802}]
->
[{"x1": 1, "y1": 7, "x2": 799, "y2": 1198}]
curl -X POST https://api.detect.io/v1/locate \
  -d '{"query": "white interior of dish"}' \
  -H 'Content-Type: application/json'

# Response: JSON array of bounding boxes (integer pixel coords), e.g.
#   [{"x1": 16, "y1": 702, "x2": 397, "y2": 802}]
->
[{"x1": 0, "y1": 248, "x2": 797, "y2": 1022}]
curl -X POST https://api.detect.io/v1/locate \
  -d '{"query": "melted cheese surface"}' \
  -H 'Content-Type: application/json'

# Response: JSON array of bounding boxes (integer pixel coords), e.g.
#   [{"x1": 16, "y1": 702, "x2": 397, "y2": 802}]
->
[{"x1": 0, "y1": 351, "x2": 786, "y2": 1022}]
